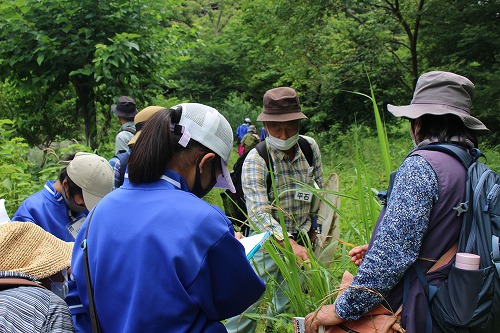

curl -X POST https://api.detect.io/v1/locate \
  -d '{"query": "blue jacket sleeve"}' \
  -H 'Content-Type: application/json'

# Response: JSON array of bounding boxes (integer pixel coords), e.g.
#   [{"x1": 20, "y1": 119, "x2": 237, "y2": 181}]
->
[{"x1": 187, "y1": 231, "x2": 265, "y2": 321}]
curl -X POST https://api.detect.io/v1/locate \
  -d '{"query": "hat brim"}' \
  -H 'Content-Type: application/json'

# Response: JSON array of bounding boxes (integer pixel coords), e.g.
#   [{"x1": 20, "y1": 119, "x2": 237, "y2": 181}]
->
[
  {"x1": 112, "y1": 105, "x2": 139, "y2": 118},
  {"x1": 214, "y1": 159, "x2": 236, "y2": 193},
  {"x1": 127, "y1": 130, "x2": 141, "y2": 146},
  {"x1": 82, "y1": 190, "x2": 103, "y2": 211},
  {"x1": 387, "y1": 103, "x2": 489, "y2": 133},
  {"x1": 0, "y1": 222, "x2": 74, "y2": 280},
  {"x1": 257, "y1": 112, "x2": 308, "y2": 122}
]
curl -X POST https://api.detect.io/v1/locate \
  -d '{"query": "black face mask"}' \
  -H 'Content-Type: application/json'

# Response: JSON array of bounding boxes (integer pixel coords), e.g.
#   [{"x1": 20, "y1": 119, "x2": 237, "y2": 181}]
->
[
  {"x1": 61, "y1": 183, "x2": 86, "y2": 213},
  {"x1": 191, "y1": 154, "x2": 219, "y2": 198}
]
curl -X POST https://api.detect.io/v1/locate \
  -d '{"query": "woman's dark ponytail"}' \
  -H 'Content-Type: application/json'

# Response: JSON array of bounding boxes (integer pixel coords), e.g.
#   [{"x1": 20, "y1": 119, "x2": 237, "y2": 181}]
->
[{"x1": 128, "y1": 109, "x2": 180, "y2": 183}]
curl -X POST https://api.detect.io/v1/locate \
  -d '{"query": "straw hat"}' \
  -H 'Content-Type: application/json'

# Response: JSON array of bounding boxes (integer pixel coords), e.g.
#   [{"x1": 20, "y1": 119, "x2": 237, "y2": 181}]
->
[
  {"x1": 258, "y1": 87, "x2": 307, "y2": 122},
  {"x1": 0, "y1": 222, "x2": 73, "y2": 280},
  {"x1": 387, "y1": 71, "x2": 488, "y2": 133},
  {"x1": 128, "y1": 106, "x2": 166, "y2": 146}
]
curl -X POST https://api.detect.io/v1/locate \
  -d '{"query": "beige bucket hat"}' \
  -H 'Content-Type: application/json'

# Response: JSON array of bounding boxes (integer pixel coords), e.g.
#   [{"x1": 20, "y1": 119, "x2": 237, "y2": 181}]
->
[{"x1": 387, "y1": 71, "x2": 488, "y2": 133}]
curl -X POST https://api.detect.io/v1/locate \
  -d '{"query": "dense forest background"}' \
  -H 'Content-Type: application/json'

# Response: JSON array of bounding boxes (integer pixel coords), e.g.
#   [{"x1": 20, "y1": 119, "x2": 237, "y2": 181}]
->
[
  {"x1": 0, "y1": 3, "x2": 498, "y2": 329},
  {"x1": 0, "y1": 0, "x2": 498, "y2": 151}
]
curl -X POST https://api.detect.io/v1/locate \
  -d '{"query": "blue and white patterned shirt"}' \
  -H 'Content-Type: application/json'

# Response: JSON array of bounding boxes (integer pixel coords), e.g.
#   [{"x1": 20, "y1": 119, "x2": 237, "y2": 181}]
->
[
  {"x1": 0, "y1": 271, "x2": 75, "y2": 332},
  {"x1": 335, "y1": 155, "x2": 438, "y2": 320}
]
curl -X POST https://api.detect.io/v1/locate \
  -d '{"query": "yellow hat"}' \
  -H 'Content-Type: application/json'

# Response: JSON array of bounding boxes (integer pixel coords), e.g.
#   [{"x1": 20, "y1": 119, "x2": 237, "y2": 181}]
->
[
  {"x1": 127, "y1": 106, "x2": 166, "y2": 146},
  {"x1": 0, "y1": 222, "x2": 73, "y2": 280}
]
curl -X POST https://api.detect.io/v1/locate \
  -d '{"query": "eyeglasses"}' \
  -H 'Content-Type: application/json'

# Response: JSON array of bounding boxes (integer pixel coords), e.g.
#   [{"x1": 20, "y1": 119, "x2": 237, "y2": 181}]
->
[{"x1": 265, "y1": 120, "x2": 301, "y2": 137}]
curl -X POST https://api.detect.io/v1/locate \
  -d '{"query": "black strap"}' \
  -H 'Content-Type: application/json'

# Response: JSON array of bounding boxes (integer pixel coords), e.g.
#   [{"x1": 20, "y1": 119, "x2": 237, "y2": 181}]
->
[
  {"x1": 120, "y1": 127, "x2": 136, "y2": 135},
  {"x1": 297, "y1": 136, "x2": 314, "y2": 166},
  {"x1": 81, "y1": 209, "x2": 102, "y2": 333},
  {"x1": 379, "y1": 143, "x2": 479, "y2": 205},
  {"x1": 413, "y1": 143, "x2": 479, "y2": 169},
  {"x1": 255, "y1": 136, "x2": 314, "y2": 191}
]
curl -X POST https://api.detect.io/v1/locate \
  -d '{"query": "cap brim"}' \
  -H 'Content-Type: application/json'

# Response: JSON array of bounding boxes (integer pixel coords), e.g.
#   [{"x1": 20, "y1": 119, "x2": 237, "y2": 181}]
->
[
  {"x1": 387, "y1": 104, "x2": 489, "y2": 132},
  {"x1": 214, "y1": 159, "x2": 236, "y2": 193},
  {"x1": 82, "y1": 190, "x2": 103, "y2": 211},
  {"x1": 127, "y1": 130, "x2": 140, "y2": 146},
  {"x1": 257, "y1": 112, "x2": 307, "y2": 122}
]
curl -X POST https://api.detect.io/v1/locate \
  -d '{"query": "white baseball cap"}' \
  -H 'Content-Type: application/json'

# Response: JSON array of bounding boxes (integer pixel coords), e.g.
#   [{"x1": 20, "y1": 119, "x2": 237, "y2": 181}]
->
[
  {"x1": 66, "y1": 152, "x2": 114, "y2": 210},
  {"x1": 175, "y1": 103, "x2": 236, "y2": 193}
]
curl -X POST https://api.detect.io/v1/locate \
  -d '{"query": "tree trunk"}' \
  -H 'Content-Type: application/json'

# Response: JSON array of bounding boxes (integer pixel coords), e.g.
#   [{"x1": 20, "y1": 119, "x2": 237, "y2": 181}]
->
[{"x1": 71, "y1": 76, "x2": 97, "y2": 149}]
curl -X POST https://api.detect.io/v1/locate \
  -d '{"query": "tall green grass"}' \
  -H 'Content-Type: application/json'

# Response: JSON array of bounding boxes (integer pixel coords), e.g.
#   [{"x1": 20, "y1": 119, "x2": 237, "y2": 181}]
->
[
  {"x1": 244, "y1": 82, "x2": 398, "y2": 332},
  {"x1": 245, "y1": 84, "x2": 500, "y2": 332}
]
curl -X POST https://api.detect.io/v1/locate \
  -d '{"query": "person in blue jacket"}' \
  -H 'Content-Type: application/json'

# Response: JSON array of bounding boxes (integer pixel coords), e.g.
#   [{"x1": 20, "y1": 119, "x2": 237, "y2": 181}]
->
[
  {"x1": 72, "y1": 103, "x2": 266, "y2": 333},
  {"x1": 12, "y1": 152, "x2": 114, "y2": 333},
  {"x1": 235, "y1": 117, "x2": 251, "y2": 144},
  {"x1": 260, "y1": 127, "x2": 268, "y2": 141}
]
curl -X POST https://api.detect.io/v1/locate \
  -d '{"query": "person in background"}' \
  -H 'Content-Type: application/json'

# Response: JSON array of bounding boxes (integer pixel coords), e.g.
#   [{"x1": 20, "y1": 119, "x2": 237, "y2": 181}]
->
[
  {"x1": 112, "y1": 96, "x2": 139, "y2": 155},
  {"x1": 305, "y1": 71, "x2": 489, "y2": 333},
  {"x1": 12, "y1": 152, "x2": 114, "y2": 333},
  {"x1": 241, "y1": 124, "x2": 261, "y2": 154},
  {"x1": 109, "y1": 105, "x2": 165, "y2": 189},
  {"x1": 0, "y1": 222, "x2": 75, "y2": 332},
  {"x1": 260, "y1": 127, "x2": 268, "y2": 141},
  {"x1": 72, "y1": 103, "x2": 265, "y2": 332},
  {"x1": 236, "y1": 117, "x2": 252, "y2": 156},
  {"x1": 235, "y1": 117, "x2": 251, "y2": 145},
  {"x1": 225, "y1": 87, "x2": 323, "y2": 333}
]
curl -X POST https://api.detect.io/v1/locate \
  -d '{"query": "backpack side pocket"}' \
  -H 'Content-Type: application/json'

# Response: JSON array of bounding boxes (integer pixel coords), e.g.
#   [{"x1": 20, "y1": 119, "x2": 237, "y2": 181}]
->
[{"x1": 432, "y1": 265, "x2": 495, "y2": 330}]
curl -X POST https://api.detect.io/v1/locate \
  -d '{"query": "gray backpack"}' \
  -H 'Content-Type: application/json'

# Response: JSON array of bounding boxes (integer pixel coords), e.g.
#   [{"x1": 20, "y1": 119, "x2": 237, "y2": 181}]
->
[{"x1": 414, "y1": 144, "x2": 500, "y2": 333}]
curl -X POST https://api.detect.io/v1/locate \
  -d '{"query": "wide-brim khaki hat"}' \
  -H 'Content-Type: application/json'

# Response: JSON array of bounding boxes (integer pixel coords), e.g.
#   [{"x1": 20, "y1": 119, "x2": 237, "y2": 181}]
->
[
  {"x1": 67, "y1": 152, "x2": 113, "y2": 210},
  {"x1": 387, "y1": 71, "x2": 488, "y2": 133},
  {"x1": 0, "y1": 222, "x2": 73, "y2": 280},
  {"x1": 257, "y1": 87, "x2": 308, "y2": 122},
  {"x1": 128, "y1": 106, "x2": 166, "y2": 146}
]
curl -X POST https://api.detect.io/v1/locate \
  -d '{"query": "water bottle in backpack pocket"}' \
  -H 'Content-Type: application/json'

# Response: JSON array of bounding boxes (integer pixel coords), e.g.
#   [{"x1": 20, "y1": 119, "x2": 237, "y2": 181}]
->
[{"x1": 431, "y1": 264, "x2": 497, "y2": 332}]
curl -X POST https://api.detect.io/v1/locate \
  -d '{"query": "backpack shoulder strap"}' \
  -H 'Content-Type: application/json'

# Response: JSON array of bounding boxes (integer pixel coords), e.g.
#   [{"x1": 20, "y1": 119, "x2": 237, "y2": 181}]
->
[
  {"x1": 414, "y1": 143, "x2": 478, "y2": 169},
  {"x1": 298, "y1": 136, "x2": 314, "y2": 166},
  {"x1": 115, "y1": 151, "x2": 130, "y2": 187},
  {"x1": 255, "y1": 141, "x2": 272, "y2": 192},
  {"x1": 120, "y1": 127, "x2": 136, "y2": 135}
]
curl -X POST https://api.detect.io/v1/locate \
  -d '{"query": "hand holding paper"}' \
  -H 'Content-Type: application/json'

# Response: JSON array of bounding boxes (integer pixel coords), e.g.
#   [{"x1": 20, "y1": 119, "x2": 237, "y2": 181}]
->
[{"x1": 239, "y1": 231, "x2": 270, "y2": 259}]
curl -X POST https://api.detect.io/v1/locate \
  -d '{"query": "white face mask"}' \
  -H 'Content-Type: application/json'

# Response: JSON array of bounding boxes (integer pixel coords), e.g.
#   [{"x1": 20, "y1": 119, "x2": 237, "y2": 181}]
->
[
  {"x1": 50, "y1": 269, "x2": 69, "y2": 300},
  {"x1": 266, "y1": 132, "x2": 300, "y2": 151}
]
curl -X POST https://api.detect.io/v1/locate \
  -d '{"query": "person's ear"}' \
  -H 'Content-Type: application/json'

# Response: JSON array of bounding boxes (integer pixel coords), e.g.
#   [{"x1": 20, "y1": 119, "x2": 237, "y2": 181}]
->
[
  {"x1": 62, "y1": 178, "x2": 70, "y2": 192},
  {"x1": 198, "y1": 153, "x2": 216, "y2": 174}
]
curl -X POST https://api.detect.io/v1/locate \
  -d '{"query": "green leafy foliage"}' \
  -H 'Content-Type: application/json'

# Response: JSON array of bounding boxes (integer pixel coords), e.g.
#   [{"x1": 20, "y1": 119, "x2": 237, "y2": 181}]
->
[
  {"x1": 419, "y1": 0, "x2": 500, "y2": 144},
  {"x1": 0, "y1": 0, "x2": 192, "y2": 149},
  {"x1": 0, "y1": 118, "x2": 91, "y2": 215},
  {"x1": 0, "y1": 119, "x2": 36, "y2": 213}
]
